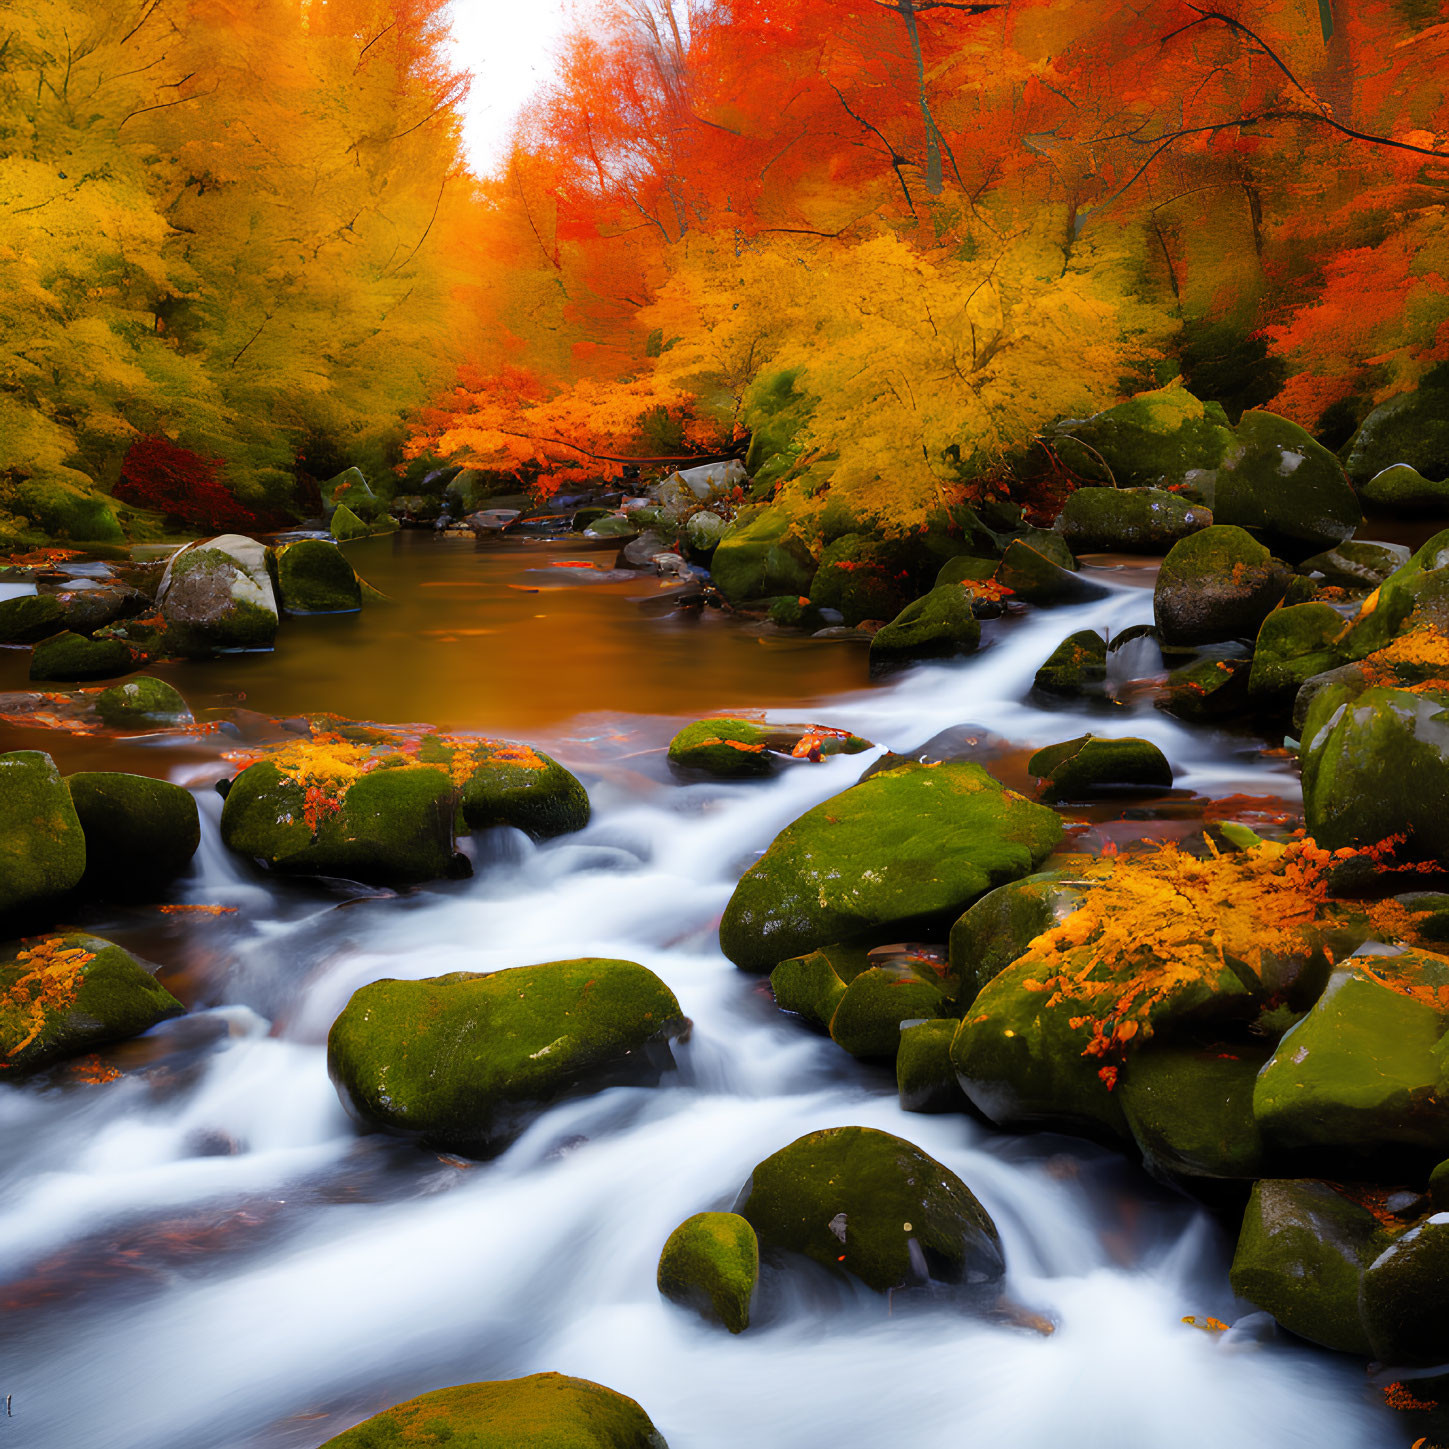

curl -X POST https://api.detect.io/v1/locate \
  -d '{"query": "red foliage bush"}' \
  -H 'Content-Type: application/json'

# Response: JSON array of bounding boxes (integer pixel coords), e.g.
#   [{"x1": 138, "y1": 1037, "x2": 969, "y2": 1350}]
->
[{"x1": 116, "y1": 436, "x2": 274, "y2": 532}]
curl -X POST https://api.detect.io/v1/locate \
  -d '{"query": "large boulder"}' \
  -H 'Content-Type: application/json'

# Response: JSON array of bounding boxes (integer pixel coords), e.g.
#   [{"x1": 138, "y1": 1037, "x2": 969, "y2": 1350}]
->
[
  {"x1": 656, "y1": 1212, "x2": 759, "y2": 1334},
  {"x1": 158, "y1": 535, "x2": 279, "y2": 656},
  {"x1": 449, "y1": 740, "x2": 590, "y2": 839},
  {"x1": 1338, "y1": 529, "x2": 1449, "y2": 660},
  {"x1": 826, "y1": 962, "x2": 951, "y2": 1059},
  {"x1": 710, "y1": 504, "x2": 815, "y2": 603},
  {"x1": 1154, "y1": 525, "x2": 1291, "y2": 645},
  {"x1": 319, "y1": 1374, "x2": 669, "y2": 1449},
  {"x1": 67, "y1": 772, "x2": 200, "y2": 896},
  {"x1": 1359, "y1": 464, "x2": 1449, "y2": 515},
  {"x1": 271, "y1": 539, "x2": 362, "y2": 614},
  {"x1": 0, "y1": 751, "x2": 86, "y2": 926},
  {"x1": 1247, "y1": 603, "x2": 1347, "y2": 701},
  {"x1": 1342, "y1": 375, "x2": 1449, "y2": 486},
  {"x1": 327, "y1": 959, "x2": 688, "y2": 1154},
  {"x1": 321, "y1": 467, "x2": 380, "y2": 520},
  {"x1": 735, "y1": 1126, "x2": 1004, "y2": 1294},
  {"x1": 868, "y1": 585, "x2": 981, "y2": 673},
  {"x1": 1058, "y1": 486, "x2": 1211, "y2": 555},
  {"x1": 0, "y1": 593, "x2": 65, "y2": 645},
  {"x1": 1361, "y1": 1217, "x2": 1449, "y2": 1366},
  {"x1": 657, "y1": 459, "x2": 747, "y2": 511},
  {"x1": 1026, "y1": 735, "x2": 1173, "y2": 801},
  {"x1": 718, "y1": 761, "x2": 1063, "y2": 972},
  {"x1": 994, "y1": 539, "x2": 1108, "y2": 605},
  {"x1": 808, "y1": 534, "x2": 915, "y2": 625},
  {"x1": 29, "y1": 631, "x2": 141, "y2": 681},
  {"x1": 1, "y1": 933, "x2": 183, "y2": 1076}
]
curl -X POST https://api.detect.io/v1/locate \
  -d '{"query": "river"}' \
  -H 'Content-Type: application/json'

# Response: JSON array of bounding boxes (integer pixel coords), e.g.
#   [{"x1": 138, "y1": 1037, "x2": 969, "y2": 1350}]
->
[{"x1": 0, "y1": 530, "x2": 1397, "y2": 1448}]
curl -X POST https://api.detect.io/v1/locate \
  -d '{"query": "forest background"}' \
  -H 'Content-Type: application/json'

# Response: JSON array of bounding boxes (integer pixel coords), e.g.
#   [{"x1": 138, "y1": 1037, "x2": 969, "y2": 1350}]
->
[{"x1": 2, "y1": 0, "x2": 1448, "y2": 545}]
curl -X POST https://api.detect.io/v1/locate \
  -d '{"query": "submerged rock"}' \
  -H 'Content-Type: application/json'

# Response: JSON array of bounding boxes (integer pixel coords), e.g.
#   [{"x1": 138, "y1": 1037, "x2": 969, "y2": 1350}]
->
[
  {"x1": 67, "y1": 772, "x2": 200, "y2": 896},
  {"x1": 1026, "y1": 734, "x2": 1173, "y2": 801},
  {"x1": 718, "y1": 761, "x2": 1063, "y2": 972},
  {"x1": 158, "y1": 535, "x2": 279, "y2": 656},
  {"x1": 0, "y1": 751, "x2": 86, "y2": 926},
  {"x1": 318, "y1": 1374, "x2": 670, "y2": 1449},
  {"x1": 0, "y1": 593, "x2": 65, "y2": 645},
  {"x1": 869, "y1": 585, "x2": 981, "y2": 672},
  {"x1": 95, "y1": 676, "x2": 190, "y2": 730},
  {"x1": 1058, "y1": 486, "x2": 1211, "y2": 555},
  {"x1": 1033, "y1": 630, "x2": 1108, "y2": 697},
  {"x1": 736, "y1": 1126, "x2": 1003, "y2": 1294},
  {"x1": 29, "y1": 631, "x2": 140, "y2": 682},
  {"x1": 657, "y1": 1212, "x2": 759, "y2": 1333},
  {"x1": 1154, "y1": 526, "x2": 1290, "y2": 645},
  {"x1": 271, "y1": 539, "x2": 362, "y2": 614},
  {"x1": 1, "y1": 933, "x2": 183, "y2": 1076},
  {"x1": 327, "y1": 959, "x2": 688, "y2": 1154}
]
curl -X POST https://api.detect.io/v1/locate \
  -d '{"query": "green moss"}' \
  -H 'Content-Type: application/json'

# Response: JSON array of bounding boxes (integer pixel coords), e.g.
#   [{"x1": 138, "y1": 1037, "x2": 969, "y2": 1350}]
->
[
  {"x1": 808, "y1": 534, "x2": 915, "y2": 625},
  {"x1": 1361, "y1": 1218, "x2": 1449, "y2": 1366},
  {"x1": 317, "y1": 1373, "x2": 670, "y2": 1449},
  {"x1": 326, "y1": 958, "x2": 688, "y2": 1154},
  {"x1": 709, "y1": 503, "x2": 816, "y2": 603},
  {"x1": 765, "y1": 594, "x2": 826, "y2": 631},
  {"x1": 1248, "y1": 603, "x2": 1348, "y2": 699},
  {"x1": 1343, "y1": 381, "x2": 1449, "y2": 486},
  {"x1": 29, "y1": 631, "x2": 139, "y2": 682},
  {"x1": 160, "y1": 539, "x2": 279, "y2": 656},
  {"x1": 1360, "y1": 464, "x2": 1449, "y2": 514},
  {"x1": 1154, "y1": 525, "x2": 1291, "y2": 645},
  {"x1": 221, "y1": 759, "x2": 459, "y2": 885},
  {"x1": 323, "y1": 467, "x2": 379, "y2": 520},
  {"x1": 272, "y1": 539, "x2": 362, "y2": 614},
  {"x1": 827, "y1": 964, "x2": 948, "y2": 1059},
  {"x1": 770, "y1": 944, "x2": 870, "y2": 1030},
  {"x1": 95, "y1": 676, "x2": 190, "y2": 730},
  {"x1": 657, "y1": 1212, "x2": 759, "y2": 1333},
  {"x1": 868, "y1": 584, "x2": 981, "y2": 674},
  {"x1": 994, "y1": 540, "x2": 1108, "y2": 605},
  {"x1": 736, "y1": 1126, "x2": 1003, "y2": 1294},
  {"x1": 1341, "y1": 529, "x2": 1449, "y2": 659},
  {"x1": 0, "y1": 594, "x2": 65, "y2": 645},
  {"x1": 1033, "y1": 629, "x2": 1108, "y2": 696},
  {"x1": 67, "y1": 772, "x2": 200, "y2": 895},
  {"x1": 1230, "y1": 1179, "x2": 1385, "y2": 1355},
  {"x1": 718, "y1": 761, "x2": 1064, "y2": 972},
  {"x1": 668, "y1": 719, "x2": 778, "y2": 779},
  {"x1": 897, "y1": 1018, "x2": 969, "y2": 1113},
  {"x1": 934, "y1": 554, "x2": 998, "y2": 588},
  {"x1": 1, "y1": 932, "x2": 183, "y2": 1076},
  {"x1": 330, "y1": 504, "x2": 372, "y2": 541},
  {"x1": 1060, "y1": 486, "x2": 1212, "y2": 555},
  {"x1": 13, "y1": 478, "x2": 123, "y2": 543},
  {"x1": 1026, "y1": 735, "x2": 1173, "y2": 801},
  {"x1": 0, "y1": 751, "x2": 86, "y2": 925},
  {"x1": 452, "y1": 742, "x2": 590, "y2": 838}
]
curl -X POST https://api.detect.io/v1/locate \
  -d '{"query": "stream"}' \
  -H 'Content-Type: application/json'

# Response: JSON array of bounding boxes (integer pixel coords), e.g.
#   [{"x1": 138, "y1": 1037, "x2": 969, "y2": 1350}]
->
[{"x1": 0, "y1": 531, "x2": 1399, "y2": 1448}]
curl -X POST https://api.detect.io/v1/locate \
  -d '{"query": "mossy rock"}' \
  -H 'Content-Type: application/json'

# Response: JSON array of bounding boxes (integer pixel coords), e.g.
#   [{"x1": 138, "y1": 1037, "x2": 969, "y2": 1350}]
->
[
  {"x1": 13, "y1": 478, "x2": 123, "y2": 543},
  {"x1": 869, "y1": 584, "x2": 981, "y2": 673},
  {"x1": 1159, "y1": 653, "x2": 1253, "y2": 720},
  {"x1": 158, "y1": 535, "x2": 279, "y2": 656},
  {"x1": 994, "y1": 539, "x2": 1107, "y2": 606},
  {"x1": 322, "y1": 467, "x2": 379, "y2": 520},
  {"x1": 452, "y1": 741, "x2": 590, "y2": 839},
  {"x1": 1342, "y1": 379, "x2": 1449, "y2": 486},
  {"x1": 766, "y1": 594, "x2": 828, "y2": 631},
  {"x1": 657, "y1": 1212, "x2": 759, "y2": 1333},
  {"x1": 1360, "y1": 464, "x2": 1449, "y2": 514},
  {"x1": 770, "y1": 943, "x2": 873, "y2": 1031},
  {"x1": 1340, "y1": 529, "x2": 1449, "y2": 660},
  {"x1": 1301, "y1": 687, "x2": 1449, "y2": 866},
  {"x1": 735, "y1": 1125, "x2": 1003, "y2": 1294},
  {"x1": 1253, "y1": 961, "x2": 1449, "y2": 1167},
  {"x1": 1301, "y1": 539, "x2": 1410, "y2": 590},
  {"x1": 1361, "y1": 1217, "x2": 1449, "y2": 1366},
  {"x1": 1247, "y1": 603, "x2": 1348, "y2": 700},
  {"x1": 685, "y1": 510, "x2": 727, "y2": 556},
  {"x1": 808, "y1": 534, "x2": 915, "y2": 625},
  {"x1": 30, "y1": 631, "x2": 139, "y2": 682},
  {"x1": 221, "y1": 759, "x2": 459, "y2": 885},
  {"x1": 935, "y1": 554, "x2": 999, "y2": 589},
  {"x1": 1026, "y1": 734, "x2": 1173, "y2": 801},
  {"x1": 1229, "y1": 1178, "x2": 1385, "y2": 1355},
  {"x1": 719, "y1": 761, "x2": 1063, "y2": 972},
  {"x1": 95, "y1": 676, "x2": 190, "y2": 730},
  {"x1": 583, "y1": 513, "x2": 637, "y2": 541},
  {"x1": 897, "y1": 1018, "x2": 969, "y2": 1113},
  {"x1": 1, "y1": 932, "x2": 183, "y2": 1076},
  {"x1": 668, "y1": 719, "x2": 779, "y2": 778},
  {"x1": 0, "y1": 750, "x2": 86, "y2": 926},
  {"x1": 330, "y1": 504, "x2": 373, "y2": 542},
  {"x1": 828, "y1": 964, "x2": 949, "y2": 1059},
  {"x1": 0, "y1": 593, "x2": 65, "y2": 645},
  {"x1": 67, "y1": 772, "x2": 200, "y2": 895},
  {"x1": 1033, "y1": 629, "x2": 1108, "y2": 697},
  {"x1": 1058, "y1": 486, "x2": 1212, "y2": 555},
  {"x1": 54, "y1": 585, "x2": 147, "y2": 637},
  {"x1": 1119, "y1": 1041, "x2": 1268, "y2": 1182},
  {"x1": 1153, "y1": 525, "x2": 1291, "y2": 645},
  {"x1": 1200, "y1": 410, "x2": 1361, "y2": 559},
  {"x1": 710, "y1": 504, "x2": 816, "y2": 603},
  {"x1": 327, "y1": 959, "x2": 688, "y2": 1154},
  {"x1": 272, "y1": 539, "x2": 362, "y2": 614},
  {"x1": 318, "y1": 1373, "x2": 669, "y2": 1449}
]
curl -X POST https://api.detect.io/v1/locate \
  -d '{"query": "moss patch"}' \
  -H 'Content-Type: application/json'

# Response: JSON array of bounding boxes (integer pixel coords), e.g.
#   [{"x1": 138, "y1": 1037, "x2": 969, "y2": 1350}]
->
[{"x1": 657, "y1": 1212, "x2": 759, "y2": 1333}]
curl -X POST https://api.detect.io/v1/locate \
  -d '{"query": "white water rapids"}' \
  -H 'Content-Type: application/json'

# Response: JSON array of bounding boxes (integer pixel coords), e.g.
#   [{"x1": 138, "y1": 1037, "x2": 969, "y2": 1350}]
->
[{"x1": 0, "y1": 567, "x2": 1396, "y2": 1448}]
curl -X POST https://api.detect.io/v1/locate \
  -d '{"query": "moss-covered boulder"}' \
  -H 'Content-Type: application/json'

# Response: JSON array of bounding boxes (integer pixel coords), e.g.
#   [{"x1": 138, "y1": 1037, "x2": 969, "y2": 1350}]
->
[
  {"x1": 1026, "y1": 734, "x2": 1173, "y2": 801},
  {"x1": 667, "y1": 719, "x2": 778, "y2": 778},
  {"x1": 272, "y1": 539, "x2": 362, "y2": 614},
  {"x1": 13, "y1": 477, "x2": 122, "y2": 542},
  {"x1": 994, "y1": 539, "x2": 1107, "y2": 605},
  {"x1": 718, "y1": 761, "x2": 1063, "y2": 972},
  {"x1": 736, "y1": 1126, "x2": 1003, "y2": 1294},
  {"x1": 0, "y1": 593, "x2": 65, "y2": 645},
  {"x1": 1360, "y1": 464, "x2": 1449, "y2": 514},
  {"x1": 897, "y1": 1018, "x2": 969, "y2": 1113},
  {"x1": 330, "y1": 504, "x2": 372, "y2": 541},
  {"x1": 1159, "y1": 653, "x2": 1253, "y2": 720},
  {"x1": 1247, "y1": 603, "x2": 1347, "y2": 701},
  {"x1": 1199, "y1": 410, "x2": 1361, "y2": 559},
  {"x1": 1361, "y1": 1217, "x2": 1449, "y2": 1366},
  {"x1": 869, "y1": 585, "x2": 981, "y2": 673},
  {"x1": 1301, "y1": 539, "x2": 1410, "y2": 591},
  {"x1": 1119, "y1": 1041, "x2": 1267, "y2": 1182},
  {"x1": 452, "y1": 740, "x2": 590, "y2": 839},
  {"x1": 1253, "y1": 961, "x2": 1449, "y2": 1167},
  {"x1": 95, "y1": 676, "x2": 190, "y2": 730},
  {"x1": 710, "y1": 504, "x2": 816, "y2": 603},
  {"x1": 935, "y1": 554, "x2": 999, "y2": 589},
  {"x1": 29, "y1": 631, "x2": 140, "y2": 681},
  {"x1": 158, "y1": 535, "x2": 279, "y2": 656},
  {"x1": 0, "y1": 751, "x2": 86, "y2": 925},
  {"x1": 1301, "y1": 687, "x2": 1449, "y2": 865},
  {"x1": 221, "y1": 757, "x2": 460, "y2": 885},
  {"x1": 1058, "y1": 486, "x2": 1211, "y2": 555},
  {"x1": 1, "y1": 933, "x2": 183, "y2": 1076},
  {"x1": 657, "y1": 1212, "x2": 759, "y2": 1333},
  {"x1": 1339, "y1": 530, "x2": 1449, "y2": 661},
  {"x1": 770, "y1": 943, "x2": 869, "y2": 1031},
  {"x1": 808, "y1": 534, "x2": 915, "y2": 625},
  {"x1": 327, "y1": 959, "x2": 688, "y2": 1154},
  {"x1": 321, "y1": 467, "x2": 379, "y2": 520},
  {"x1": 1154, "y1": 526, "x2": 1291, "y2": 645},
  {"x1": 1229, "y1": 1178, "x2": 1384, "y2": 1355},
  {"x1": 318, "y1": 1374, "x2": 669, "y2": 1449},
  {"x1": 1343, "y1": 376, "x2": 1449, "y2": 486},
  {"x1": 827, "y1": 964, "x2": 950, "y2": 1059},
  {"x1": 1033, "y1": 630, "x2": 1108, "y2": 697},
  {"x1": 67, "y1": 772, "x2": 199, "y2": 895}
]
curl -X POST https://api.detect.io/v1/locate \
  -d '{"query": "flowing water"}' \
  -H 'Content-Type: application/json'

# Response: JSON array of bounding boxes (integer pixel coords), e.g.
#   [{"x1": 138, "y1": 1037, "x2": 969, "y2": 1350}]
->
[{"x1": 0, "y1": 533, "x2": 1398, "y2": 1448}]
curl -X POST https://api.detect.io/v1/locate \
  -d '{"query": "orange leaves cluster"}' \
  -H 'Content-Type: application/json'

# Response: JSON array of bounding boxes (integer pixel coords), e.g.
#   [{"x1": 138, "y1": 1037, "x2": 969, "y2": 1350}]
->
[{"x1": 2, "y1": 938, "x2": 96, "y2": 1069}]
